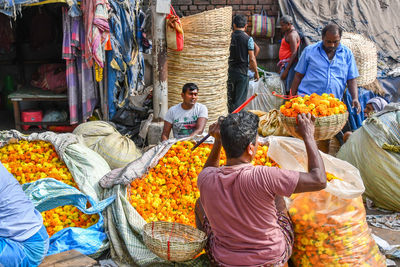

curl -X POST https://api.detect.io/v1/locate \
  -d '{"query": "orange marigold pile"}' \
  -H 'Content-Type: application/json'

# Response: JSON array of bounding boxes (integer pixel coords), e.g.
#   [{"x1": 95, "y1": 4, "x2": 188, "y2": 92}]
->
[
  {"x1": 289, "y1": 193, "x2": 385, "y2": 266},
  {"x1": 41, "y1": 205, "x2": 99, "y2": 236},
  {"x1": 129, "y1": 141, "x2": 286, "y2": 227},
  {"x1": 280, "y1": 93, "x2": 347, "y2": 117},
  {"x1": 0, "y1": 140, "x2": 77, "y2": 187}
]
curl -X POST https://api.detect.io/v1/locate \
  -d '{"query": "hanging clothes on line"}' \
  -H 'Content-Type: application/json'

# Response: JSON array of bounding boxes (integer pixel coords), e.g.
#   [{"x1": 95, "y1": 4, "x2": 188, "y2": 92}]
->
[
  {"x1": 81, "y1": 0, "x2": 110, "y2": 68},
  {"x1": 62, "y1": 7, "x2": 98, "y2": 124},
  {"x1": 106, "y1": 0, "x2": 145, "y2": 119}
]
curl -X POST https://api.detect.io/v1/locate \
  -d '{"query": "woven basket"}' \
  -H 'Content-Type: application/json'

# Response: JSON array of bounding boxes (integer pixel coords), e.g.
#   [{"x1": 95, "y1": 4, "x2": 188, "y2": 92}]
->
[
  {"x1": 168, "y1": 7, "x2": 232, "y2": 128},
  {"x1": 279, "y1": 112, "x2": 349, "y2": 141},
  {"x1": 143, "y1": 221, "x2": 207, "y2": 262},
  {"x1": 341, "y1": 32, "x2": 377, "y2": 87}
]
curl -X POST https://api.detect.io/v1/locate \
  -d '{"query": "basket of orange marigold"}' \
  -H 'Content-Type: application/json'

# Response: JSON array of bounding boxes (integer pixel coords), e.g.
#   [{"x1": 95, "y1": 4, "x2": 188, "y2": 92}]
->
[{"x1": 279, "y1": 93, "x2": 349, "y2": 140}]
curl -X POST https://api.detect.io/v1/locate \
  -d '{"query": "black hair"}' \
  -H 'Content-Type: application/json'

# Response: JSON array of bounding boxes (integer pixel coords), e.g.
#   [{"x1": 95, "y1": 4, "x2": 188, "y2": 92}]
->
[
  {"x1": 182, "y1": 83, "x2": 198, "y2": 94},
  {"x1": 219, "y1": 111, "x2": 259, "y2": 158},
  {"x1": 280, "y1": 15, "x2": 293, "y2": 25},
  {"x1": 322, "y1": 23, "x2": 342, "y2": 37},
  {"x1": 233, "y1": 14, "x2": 247, "y2": 28}
]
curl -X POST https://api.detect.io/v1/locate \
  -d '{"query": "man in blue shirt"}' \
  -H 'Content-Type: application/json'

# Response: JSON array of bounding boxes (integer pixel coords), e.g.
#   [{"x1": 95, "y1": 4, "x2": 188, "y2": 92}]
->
[
  {"x1": 0, "y1": 162, "x2": 49, "y2": 267},
  {"x1": 291, "y1": 23, "x2": 361, "y2": 113}
]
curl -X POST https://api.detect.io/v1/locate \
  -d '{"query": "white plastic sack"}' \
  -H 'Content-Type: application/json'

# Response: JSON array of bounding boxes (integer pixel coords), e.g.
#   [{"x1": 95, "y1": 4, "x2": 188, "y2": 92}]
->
[
  {"x1": 93, "y1": 132, "x2": 142, "y2": 170},
  {"x1": 245, "y1": 70, "x2": 285, "y2": 112},
  {"x1": 268, "y1": 136, "x2": 365, "y2": 199},
  {"x1": 73, "y1": 121, "x2": 118, "y2": 149}
]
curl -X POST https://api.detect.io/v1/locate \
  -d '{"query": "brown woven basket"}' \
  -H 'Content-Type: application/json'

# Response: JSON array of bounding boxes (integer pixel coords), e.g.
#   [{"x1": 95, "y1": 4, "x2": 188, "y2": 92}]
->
[
  {"x1": 341, "y1": 32, "x2": 377, "y2": 87},
  {"x1": 279, "y1": 112, "x2": 349, "y2": 141},
  {"x1": 143, "y1": 221, "x2": 207, "y2": 262},
  {"x1": 168, "y1": 7, "x2": 232, "y2": 129}
]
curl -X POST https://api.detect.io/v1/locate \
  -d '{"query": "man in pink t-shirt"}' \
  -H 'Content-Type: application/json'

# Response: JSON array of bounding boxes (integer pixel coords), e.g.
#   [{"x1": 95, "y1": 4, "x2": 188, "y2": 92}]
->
[{"x1": 196, "y1": 111, "x2": 327, "y2": 267}]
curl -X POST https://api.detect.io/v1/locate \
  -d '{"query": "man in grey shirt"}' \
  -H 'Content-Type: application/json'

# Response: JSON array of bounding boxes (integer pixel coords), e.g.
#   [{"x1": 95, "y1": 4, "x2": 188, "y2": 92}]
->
[{"x1": 161, "y1": 83, "x2": 208, "y2": 141}]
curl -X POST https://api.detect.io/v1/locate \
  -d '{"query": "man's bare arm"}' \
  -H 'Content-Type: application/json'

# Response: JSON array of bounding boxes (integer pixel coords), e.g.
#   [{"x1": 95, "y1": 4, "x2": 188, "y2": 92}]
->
[
  {"x1": 294, "y1": 113, "x2": 327, "y2": 193},
  {"x1": 203, "y1": 122, "x2": 221, "y2": 168},
  {"x1": 254, "y1": 42, "x2": 260, "y2": 57},
  {"x1": 285, "y1": 33, "x2": 299, "y2": 70},
  {"x1": 161, "y1": 121, "x2": 172, "y2": 141},
  {"x1": 190, "y1": 117, "x2": 208, "y2": 137},
  {"x1": 347, "y1": 78, "x2": 361, "y2": 114},
  {"x1": 249, "y1": 50, "x2": 259, "y2": 81}
]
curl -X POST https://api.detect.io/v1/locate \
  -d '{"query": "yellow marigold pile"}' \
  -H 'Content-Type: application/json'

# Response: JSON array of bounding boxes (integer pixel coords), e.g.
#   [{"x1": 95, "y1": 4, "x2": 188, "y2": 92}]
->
[
  {"x1": 41, "y1": 205, "x2": 99, "y2": 236},
  {"x1": 0, "y1": 140, "x2": 99, "y2": 237},
  {"x1": 0, "y1": 140, "x2": 76, "y2": 187},
  {"x1": 280, "y1": 93, "x2": 347, "y2": 117}
]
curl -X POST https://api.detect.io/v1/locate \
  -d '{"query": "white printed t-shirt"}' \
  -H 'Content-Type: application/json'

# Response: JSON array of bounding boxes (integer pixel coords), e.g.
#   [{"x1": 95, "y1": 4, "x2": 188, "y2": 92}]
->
[{"x1": 164, "y1": 102, "x2": 208, "y2": 139}]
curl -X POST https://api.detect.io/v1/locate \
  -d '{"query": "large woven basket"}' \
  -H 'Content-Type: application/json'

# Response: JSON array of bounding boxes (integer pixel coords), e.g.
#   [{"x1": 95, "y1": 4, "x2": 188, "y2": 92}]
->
[
  {"x1": 341, "y1": 32, "x2": 377, "y2": 87},
  {"x1": 168, "y1": 7, "x2": 232, "y2": 128},
  {"x1": 143, "y1": 221, "x2": 207, "y2": 262},
  {"x1": 279, "y1": 112, "x2": 349, "y2": 141}
]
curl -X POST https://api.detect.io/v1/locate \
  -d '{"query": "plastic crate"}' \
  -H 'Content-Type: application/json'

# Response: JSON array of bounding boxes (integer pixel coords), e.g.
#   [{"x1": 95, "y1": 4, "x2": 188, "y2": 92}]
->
[{"x1": 21, "y1": 110, "x2": 43, "y2": 131}]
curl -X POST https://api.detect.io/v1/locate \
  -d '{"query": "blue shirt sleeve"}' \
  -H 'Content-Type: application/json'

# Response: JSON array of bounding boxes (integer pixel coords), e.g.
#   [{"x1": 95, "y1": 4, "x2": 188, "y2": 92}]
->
[
  {"x1": 248, "y1": 37, "x2": 254, "y2": 51},
  {"x1": 294, "y1": 46, "x2": 308, "y2": 74},
  {"x1": 347, "y1": 51, "x2": 359, "y2": 80}
]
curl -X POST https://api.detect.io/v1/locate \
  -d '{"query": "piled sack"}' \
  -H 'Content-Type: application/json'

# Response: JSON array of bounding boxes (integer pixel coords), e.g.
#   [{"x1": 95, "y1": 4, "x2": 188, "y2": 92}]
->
[
  {"x1": 337, "y1": 103, "x2": 400, "y2": 211},
  {"x1": 268, "y1": 137, "x2": 385, "y2": 266},
  {"x1": 73, "y1": 121, "x2": 142, "y2": 169},
  {"x1": 249, "y1": 109, "x2": 290, "y2": 137},
  {"x1": 73, "y1": 121, "x2": 118, "y2": 149}
]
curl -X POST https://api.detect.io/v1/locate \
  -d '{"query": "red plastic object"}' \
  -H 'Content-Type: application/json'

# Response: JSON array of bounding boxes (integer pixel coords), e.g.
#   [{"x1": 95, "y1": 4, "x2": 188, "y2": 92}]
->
[
  {"x1": 47, "y1": 125, "x2": 77, "y2": 133},
  {"x1": 21, "y1": 110, "x2": 43, "y2": 131}
]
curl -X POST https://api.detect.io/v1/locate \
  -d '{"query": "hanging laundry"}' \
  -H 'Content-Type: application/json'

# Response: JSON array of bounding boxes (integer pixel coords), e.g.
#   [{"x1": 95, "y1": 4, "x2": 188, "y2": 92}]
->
[
  {"x1": 62, "y1": 8, "x2": 98, "y2": 124},
  {"x1": 107, "y1": 0, "x2": 145, "y2": 119},
  {"x1": 81, "y1": 0, "x2": 110, "y2": 68}
]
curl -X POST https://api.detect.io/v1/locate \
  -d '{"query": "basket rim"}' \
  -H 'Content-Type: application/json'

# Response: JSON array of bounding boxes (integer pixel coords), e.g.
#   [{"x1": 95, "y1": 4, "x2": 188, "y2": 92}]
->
[
  {"x1": 279, "y1": 111, "x2": 349, "y2": 121},
  {"x1": 143, "y1": 221, "x2": 208, "y2": 244}
]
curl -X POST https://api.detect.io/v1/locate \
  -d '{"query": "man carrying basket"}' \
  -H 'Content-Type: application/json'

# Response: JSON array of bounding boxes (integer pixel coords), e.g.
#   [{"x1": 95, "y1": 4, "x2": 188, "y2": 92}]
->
[
  {"x1": 196, "y1": 111, "x2": 327, "y2": 266},
  {"x1": 291, "y1": 23, "x2": 361, "y2": 114}
]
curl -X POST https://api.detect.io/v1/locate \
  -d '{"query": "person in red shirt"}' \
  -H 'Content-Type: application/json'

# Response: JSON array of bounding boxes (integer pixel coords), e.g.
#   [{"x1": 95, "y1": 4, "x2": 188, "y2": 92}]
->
[
  {"x1": 196, "y1": 111, "x2": 327, "y2": 266},
  {"x1": 278, "y1": 15, "x2": 300, "y2": 94}
]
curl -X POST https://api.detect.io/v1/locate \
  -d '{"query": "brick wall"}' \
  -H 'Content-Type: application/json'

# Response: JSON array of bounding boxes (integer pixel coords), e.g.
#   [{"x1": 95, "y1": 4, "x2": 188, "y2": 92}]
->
[{"x1": 171, "y1": 0, "x2": 280, "y2": 34}]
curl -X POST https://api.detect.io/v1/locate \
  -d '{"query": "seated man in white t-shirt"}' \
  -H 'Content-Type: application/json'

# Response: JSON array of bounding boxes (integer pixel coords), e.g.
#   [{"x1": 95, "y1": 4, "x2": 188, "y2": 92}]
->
[{"x1": 161, "y1": 83, "x2": 208, "y2": 141}]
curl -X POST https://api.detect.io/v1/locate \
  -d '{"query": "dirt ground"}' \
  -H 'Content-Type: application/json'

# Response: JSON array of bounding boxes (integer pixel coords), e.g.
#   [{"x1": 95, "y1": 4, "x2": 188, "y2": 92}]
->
[{"x1": 366, "y1": 207, "x2": 400, "y2": 266}]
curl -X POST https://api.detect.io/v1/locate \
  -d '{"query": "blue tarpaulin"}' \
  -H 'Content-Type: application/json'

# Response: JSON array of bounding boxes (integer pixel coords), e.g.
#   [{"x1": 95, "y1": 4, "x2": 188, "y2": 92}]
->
[{"x1": 22, "y1": 178, "x2": 115, "y2": 256}]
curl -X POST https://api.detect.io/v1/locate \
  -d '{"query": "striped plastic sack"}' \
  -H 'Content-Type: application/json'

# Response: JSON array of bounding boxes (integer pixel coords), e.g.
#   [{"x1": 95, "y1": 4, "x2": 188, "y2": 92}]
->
[{"x1": 251, "y1": 10, "x2": 275, "y2": 38}]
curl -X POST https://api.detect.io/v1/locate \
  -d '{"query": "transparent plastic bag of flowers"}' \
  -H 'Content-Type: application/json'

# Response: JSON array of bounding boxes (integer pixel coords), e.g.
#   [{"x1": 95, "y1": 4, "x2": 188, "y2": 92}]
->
[{"x1": 267, "y1": 136, "x2": 385, "y2": 266}]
